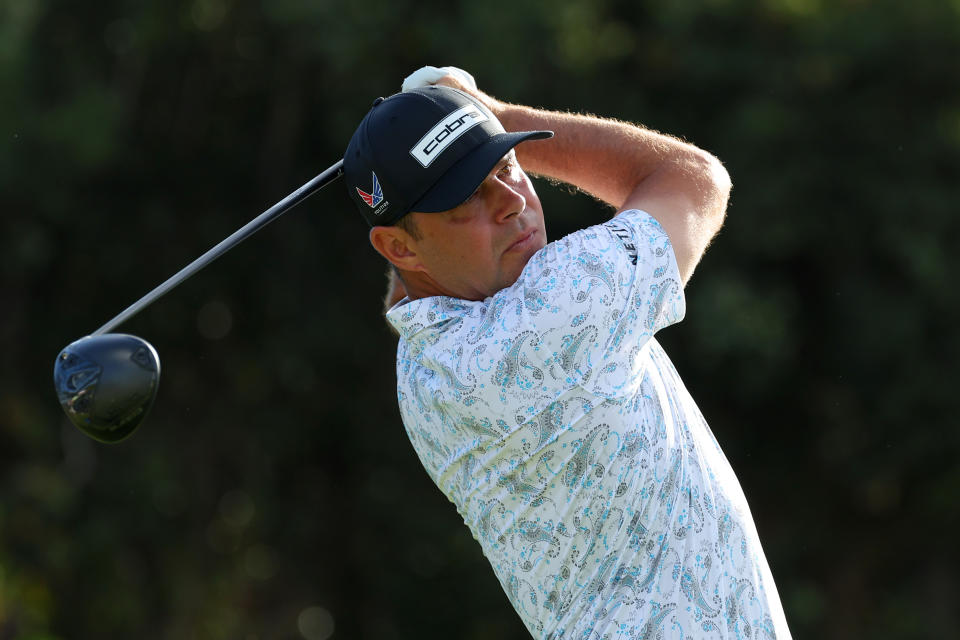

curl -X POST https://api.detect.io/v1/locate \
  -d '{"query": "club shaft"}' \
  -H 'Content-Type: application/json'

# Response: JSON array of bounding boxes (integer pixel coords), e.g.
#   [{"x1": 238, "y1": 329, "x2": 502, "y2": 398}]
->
[{"x1": 93, "y1": 159, "x2": 344, "y2": 336}]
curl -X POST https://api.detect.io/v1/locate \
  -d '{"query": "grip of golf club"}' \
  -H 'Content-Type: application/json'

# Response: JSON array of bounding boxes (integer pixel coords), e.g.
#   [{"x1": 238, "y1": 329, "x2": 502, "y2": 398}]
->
[{"x1": 93, "y1": 159, "x2": 344, "y2": 336}]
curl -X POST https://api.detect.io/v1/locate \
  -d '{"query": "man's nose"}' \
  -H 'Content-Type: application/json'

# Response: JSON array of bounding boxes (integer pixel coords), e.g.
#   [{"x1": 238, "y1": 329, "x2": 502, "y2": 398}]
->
[{"x1": 491, "y1": 178, "x2": 526, "y2": 222}]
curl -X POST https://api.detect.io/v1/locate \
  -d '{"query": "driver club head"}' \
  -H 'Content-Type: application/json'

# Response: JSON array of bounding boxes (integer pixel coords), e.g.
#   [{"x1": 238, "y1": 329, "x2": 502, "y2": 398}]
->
[{"x1": 54, "y1": 333, "x2": 161, "y2": 443}]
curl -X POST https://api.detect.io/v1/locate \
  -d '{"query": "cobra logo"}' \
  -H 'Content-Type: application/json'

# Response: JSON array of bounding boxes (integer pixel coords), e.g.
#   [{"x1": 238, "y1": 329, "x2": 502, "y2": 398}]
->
[{"x1": 410, "y1": 105, "x2": 488, "y2": 167}]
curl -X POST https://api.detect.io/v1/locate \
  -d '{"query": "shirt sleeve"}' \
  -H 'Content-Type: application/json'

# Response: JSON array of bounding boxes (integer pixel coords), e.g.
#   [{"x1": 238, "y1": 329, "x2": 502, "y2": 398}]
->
[{"x1": 493, "y1": 209, "x2": 685, "y2": 397}]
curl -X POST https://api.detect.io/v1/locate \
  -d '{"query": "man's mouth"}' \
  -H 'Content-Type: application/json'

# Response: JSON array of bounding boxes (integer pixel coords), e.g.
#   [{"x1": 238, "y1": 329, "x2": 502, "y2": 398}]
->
[{"x1": 506, "y1": 229, "x2": 537, "y2": 252}]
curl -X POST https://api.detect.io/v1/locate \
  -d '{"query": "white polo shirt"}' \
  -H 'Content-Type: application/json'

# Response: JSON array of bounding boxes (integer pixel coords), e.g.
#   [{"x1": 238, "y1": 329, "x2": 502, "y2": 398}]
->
[{"x1": 386, "y1": 210, "x2": 791, "y2": 640}]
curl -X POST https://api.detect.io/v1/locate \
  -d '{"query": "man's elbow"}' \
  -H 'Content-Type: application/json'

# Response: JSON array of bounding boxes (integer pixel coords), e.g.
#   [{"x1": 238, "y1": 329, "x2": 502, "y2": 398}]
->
[
  {"x1": 675, "y1": 151, "x2": 730, "y2": 285},
  {"x1": 686, "y1": 149, "x2": 731, "y2": 235}
]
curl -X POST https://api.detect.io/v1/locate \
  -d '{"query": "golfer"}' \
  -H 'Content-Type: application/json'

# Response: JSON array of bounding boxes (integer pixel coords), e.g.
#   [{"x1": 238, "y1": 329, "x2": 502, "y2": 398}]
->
[{"x1": 344, "y1": 67, "x2": 792, "y2": 639}]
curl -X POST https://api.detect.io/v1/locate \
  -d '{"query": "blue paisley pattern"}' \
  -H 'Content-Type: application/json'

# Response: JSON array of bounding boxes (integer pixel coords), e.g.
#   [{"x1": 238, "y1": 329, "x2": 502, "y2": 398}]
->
[{"x1": 387, "y1": 210, "x2": 791, "y2": 639}]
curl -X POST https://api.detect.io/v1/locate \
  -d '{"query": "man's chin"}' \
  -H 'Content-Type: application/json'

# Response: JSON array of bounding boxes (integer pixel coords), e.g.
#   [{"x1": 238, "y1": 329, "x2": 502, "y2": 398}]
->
[
  {"x1": 498, "y1": 246, "x2": 543, "y2": 292},
  {"x1": 519, "y1": 235, "x2": 547, "y2": 270}
]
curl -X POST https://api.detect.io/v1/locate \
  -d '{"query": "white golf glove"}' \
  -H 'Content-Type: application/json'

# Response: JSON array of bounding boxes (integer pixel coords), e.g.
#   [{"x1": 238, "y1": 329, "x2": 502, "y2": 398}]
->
[{"x1": 401, "y1": 66, "x2": 478, "y2": 93}]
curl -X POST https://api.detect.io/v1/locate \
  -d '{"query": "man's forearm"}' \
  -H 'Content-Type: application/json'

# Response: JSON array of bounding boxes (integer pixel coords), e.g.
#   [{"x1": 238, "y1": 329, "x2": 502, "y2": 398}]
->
[
  {"x1": 431, "y1": 74, "x2": 727, "y2": 212},
  {"x1": 419, "y1": 71, "x2": 729, "y2": 284},
  {"x1": 481, "y1": 91, "x2": 731, "y2": 285},
  {"x1": 490, "y1": 98, "x2": 725, "y2": 212}
]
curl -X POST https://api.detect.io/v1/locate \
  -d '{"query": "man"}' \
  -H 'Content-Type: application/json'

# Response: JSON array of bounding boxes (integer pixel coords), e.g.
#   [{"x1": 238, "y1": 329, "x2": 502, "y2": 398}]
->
[{"x1": 344, "y1": 67, "x2": 792, "y2": 639}]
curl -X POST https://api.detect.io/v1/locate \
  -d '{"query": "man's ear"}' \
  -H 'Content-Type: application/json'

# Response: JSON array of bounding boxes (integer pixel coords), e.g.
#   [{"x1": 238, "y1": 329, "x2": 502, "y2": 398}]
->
[{"x1": 369, "y1": 226, "x2": 421, "y2": 271}]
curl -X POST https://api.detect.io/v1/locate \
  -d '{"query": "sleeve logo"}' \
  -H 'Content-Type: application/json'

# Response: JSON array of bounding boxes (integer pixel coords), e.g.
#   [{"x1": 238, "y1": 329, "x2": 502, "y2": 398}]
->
[{"x1": 605, "y1": 220, "x2": 639, "y2": 265}]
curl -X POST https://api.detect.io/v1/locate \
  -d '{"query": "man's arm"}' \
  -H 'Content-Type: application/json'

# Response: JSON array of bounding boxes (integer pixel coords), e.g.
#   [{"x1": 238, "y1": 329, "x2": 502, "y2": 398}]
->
[{"x1": 438, "y1": 77, "x2": 731, "y2": 286}]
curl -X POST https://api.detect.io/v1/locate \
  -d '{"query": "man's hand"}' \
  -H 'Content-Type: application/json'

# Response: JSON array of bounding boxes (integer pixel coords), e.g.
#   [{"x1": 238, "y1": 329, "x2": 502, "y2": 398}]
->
[
  {"x1": 401, "y1": 66, "x2": 477, "y2": 93},
  {"x1": 401, "y1": 66, "x2": 504, "y2": 117}
]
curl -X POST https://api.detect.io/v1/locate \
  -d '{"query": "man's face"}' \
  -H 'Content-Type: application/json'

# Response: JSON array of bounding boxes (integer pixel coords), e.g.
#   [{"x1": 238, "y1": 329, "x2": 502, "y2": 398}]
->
[{"x1": 405, "y1": 152, "x2": 546, "y2": 301}]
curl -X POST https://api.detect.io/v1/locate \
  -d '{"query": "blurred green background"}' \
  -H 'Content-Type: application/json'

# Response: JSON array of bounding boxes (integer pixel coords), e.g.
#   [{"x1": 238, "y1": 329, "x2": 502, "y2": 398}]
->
[{"x1": 2, "y1": 0, "x2": 958, "y2": 638}]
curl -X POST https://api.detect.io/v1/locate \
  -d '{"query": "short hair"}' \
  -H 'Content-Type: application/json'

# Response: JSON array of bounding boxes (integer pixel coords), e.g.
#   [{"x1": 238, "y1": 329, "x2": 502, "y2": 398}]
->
[{"x1": 393, "y1": 213, "x2": 421, "y2": 240}]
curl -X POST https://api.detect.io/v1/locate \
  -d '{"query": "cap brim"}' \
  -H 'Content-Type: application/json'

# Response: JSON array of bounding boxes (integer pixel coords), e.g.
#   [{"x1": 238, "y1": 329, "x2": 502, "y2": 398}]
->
[{"x1": 409, "y1": 130, "x2": 553, "y2": 214}]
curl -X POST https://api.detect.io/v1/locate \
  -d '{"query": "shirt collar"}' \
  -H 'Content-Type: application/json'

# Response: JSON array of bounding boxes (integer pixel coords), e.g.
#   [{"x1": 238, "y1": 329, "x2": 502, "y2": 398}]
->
[{"x1": 386, "y1": 295, "x2": 479, "y2": 357}]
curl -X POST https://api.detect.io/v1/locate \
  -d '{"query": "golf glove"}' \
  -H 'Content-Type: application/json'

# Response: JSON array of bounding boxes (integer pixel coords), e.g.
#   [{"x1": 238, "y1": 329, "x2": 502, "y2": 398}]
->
[{"x1": 401, "y1": 66, "x2": 477, "y2": 93}]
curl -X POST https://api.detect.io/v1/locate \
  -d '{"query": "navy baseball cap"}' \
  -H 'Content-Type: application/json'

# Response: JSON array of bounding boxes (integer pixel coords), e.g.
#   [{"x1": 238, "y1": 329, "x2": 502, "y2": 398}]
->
[{"x1": 344, "y1": 85, "x2": 553, "y2": 227}]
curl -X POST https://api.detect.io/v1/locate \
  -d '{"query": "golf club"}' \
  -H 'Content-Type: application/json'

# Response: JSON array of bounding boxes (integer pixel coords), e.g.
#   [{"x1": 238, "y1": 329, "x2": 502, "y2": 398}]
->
[{"x1": 54, "y1": 159, "x2": 344, "y2": 443}]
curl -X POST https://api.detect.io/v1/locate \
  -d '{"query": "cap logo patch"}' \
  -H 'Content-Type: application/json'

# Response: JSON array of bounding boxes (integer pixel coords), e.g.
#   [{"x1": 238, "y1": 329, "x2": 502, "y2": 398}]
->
[
  {"x1": 410, "y1": 104, "x2": 488, "y2": 168},
  {"x1": 356, "y1": 172, "x2": 384, "y2": 208}
]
